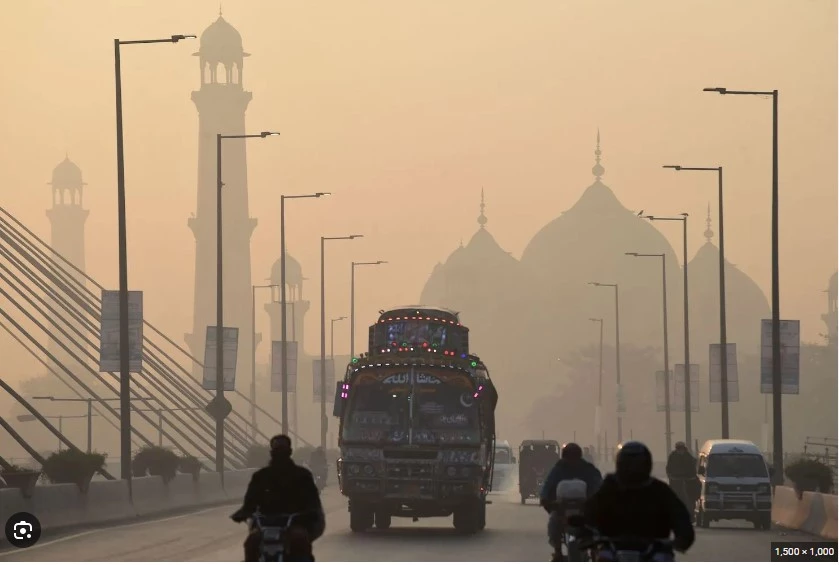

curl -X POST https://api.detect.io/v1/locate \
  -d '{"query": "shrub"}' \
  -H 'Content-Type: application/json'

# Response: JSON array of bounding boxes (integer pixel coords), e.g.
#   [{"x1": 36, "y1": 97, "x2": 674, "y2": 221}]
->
[
  {"x1": 178, "y1": 454, "x2": 202, "y2": 475},
  {"x1": 785, "y1": 457, "x2": 834, "y2": 495},
  {"x1": 132, "y1": 446, "x2": 179, "y2": 483},
  {"x1": 2, "y1": 463, "x2": 36, "y2": 473},
  {"x1": 245, "y1": 444, "x2": 270, "y2": 468},
  {"x1": 41, "y1": 449, "x2": 106, "y2": 491}
]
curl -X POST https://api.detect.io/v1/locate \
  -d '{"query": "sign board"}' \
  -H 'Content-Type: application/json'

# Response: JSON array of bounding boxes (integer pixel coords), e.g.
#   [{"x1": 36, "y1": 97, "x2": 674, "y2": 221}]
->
[
  {"x1": 99, "y1": 290, "x2": 143, "y2": 373},
  {"x1": 202, "y1": 326, "x2": 239, "y2": 391},
  {"x1": 616, "y1": 384, "x2": 626, "y2": 413},
  {"x1": 760, "y1": 319, "x2": 800, "y2": 394},
  {"x1": 673, "y1": 364, "x2": 700, "y2": 412},
  {"x1": 655, "y1": 370, "x2": 673, "y2": 412},
  {"x1": 709, "y1": 343, "x2": 739, "y2": 402},
  {"x1": 270, "y1": 341, "x2": 298, "y2": 393},
  {"x1": 313, "y1": 358, "x2": 336, "y2": 403}
]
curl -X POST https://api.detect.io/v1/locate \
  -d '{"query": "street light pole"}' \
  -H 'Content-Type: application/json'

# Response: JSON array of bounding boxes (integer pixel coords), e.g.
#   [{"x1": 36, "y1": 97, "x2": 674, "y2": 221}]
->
[
  {"x1": 589, "y1": 317, "x2": 604, "y2": 453},
  {"x1": 252, "y1": 284, "x2": 278, "y2": 442},
  {"x1": 114, "y1": 33, "x2": 195, "y2": 485},
  {"x1": 279, "y1": 193, "x2": 330, "y2": 435},
  {"x1": 626, "y1": 253, "x2": 672, "y2": 453},
  {"x1": 331, "y1": 316, "x2": 346, "y2": 360},
  {"x1": 664, "y1": 165, "x2": 729, "y2": 438},
  {"x1": 703, "y1": 86, "x2": 782, "y2": 474},
  {"x1": 588, "y1": 282, "x2": 623, "y2": 443},
  {"x1": 215, "y1": 132, "x2": 279, "y2": 479},
  {"x1": 646, "y1": 213, "x2": 692, "y2": 445},
  {"x1": 350, "y1": 261, "x2": 387, "y2": 357},
  {"x1": 321, "y1": 235, "x2": 363, "y2": 450}
]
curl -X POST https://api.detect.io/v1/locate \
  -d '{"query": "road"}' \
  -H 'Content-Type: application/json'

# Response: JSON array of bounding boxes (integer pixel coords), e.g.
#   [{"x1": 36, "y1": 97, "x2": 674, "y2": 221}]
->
[{"x1": 0, "y1": 487, "x2": 823, "y2": 562}]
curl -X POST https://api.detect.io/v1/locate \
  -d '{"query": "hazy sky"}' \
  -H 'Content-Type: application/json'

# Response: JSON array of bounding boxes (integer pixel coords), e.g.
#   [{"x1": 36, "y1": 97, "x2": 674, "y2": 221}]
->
[{"x1": 0, "y1": 0, "x2": 835, "y2": 382}]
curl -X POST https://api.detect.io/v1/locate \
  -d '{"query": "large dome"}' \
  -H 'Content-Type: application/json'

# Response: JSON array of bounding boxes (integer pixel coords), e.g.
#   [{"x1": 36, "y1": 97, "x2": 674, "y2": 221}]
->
[{"x1": 519, "y1": 133, "x2": 684, "y2": 357}]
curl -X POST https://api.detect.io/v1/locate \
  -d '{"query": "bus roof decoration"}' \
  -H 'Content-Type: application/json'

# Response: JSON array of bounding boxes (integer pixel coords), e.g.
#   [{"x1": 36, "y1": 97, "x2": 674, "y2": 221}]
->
[{"x1": 369, "y1": 305, "x2": 470, "y2": 359}]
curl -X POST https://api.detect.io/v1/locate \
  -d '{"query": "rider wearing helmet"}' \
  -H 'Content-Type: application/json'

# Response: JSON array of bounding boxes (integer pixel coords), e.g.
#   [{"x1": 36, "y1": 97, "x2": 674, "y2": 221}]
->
[
  {"x1": 231, "y1": 435, "x2": 326, "y2": 561},
  {"x1": 583, "y1": 441, "x2": 695, "y2": 559},
  {"x1": 667, "y1": 441, "x2": 699, "y2": 515},
  {"x1": 540, "y1": 442, "x2": 603, "y2": 561}
]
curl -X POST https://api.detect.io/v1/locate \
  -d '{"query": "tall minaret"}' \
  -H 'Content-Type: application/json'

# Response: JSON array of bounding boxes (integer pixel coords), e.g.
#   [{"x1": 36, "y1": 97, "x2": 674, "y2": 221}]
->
[
  {"x1": 185, "y1": 12, "x2": 257, "y2": 388},
  {"x1": 46, "y1": 156, "x2": 89, "y2": 366}
]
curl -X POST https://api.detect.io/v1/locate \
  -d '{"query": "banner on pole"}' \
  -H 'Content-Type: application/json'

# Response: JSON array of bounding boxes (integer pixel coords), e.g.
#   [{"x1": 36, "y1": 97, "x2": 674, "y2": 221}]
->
[
  {"x1": 760, "y1": 319, "x2": 800, "y2": 394},
  {"x1": 313, "y1": 359, "x2": 336, "y2": 403},
  {"x1": 709, "y1": 343, "x2": 739, "y2": 402},
  {"x1": 202, "y1": 326, "x2": 239, "y2": 391},
  {"x1": 270, "y1": 341, "x2": 298, "y2": 393},
  {"x1": 673, "y1": 364, "x2": 700, "y2": 412},
  {"x1": 616, "y1": 384, "x2": 626, "y2": 413},
  {"x1": 99, "y1": 290, "x2": 143, "y2": 373},
  {"x1": 655, "y1": 370, "x2": 673, "y2": 412}
]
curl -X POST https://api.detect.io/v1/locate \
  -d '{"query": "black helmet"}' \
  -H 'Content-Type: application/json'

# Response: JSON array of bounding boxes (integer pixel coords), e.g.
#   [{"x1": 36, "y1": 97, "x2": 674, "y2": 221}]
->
[
  {"x1": 561, "y1": 442, "x2": 583, "y2": 460},
  {"x1": 675, "y1": 441, "x2": 687, "y2": 451},
  {"x1": 615, "y1": 441, "x2": 653, "y2": 486}
]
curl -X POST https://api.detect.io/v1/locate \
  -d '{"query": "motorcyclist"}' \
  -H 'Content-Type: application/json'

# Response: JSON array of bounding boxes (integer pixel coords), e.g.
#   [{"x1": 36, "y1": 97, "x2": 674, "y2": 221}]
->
[
  {"x1": 666, "y1": 441, "x2": 698, "y2": 512},
  {"x1": 582, "y1": 441, "x2": 695, "y2": 560},
  {"x1": 231, "y1": 435, "x2": 326, "y2": 561},
  {"x1": 308, "y1": 446, "x2": 328, "y2": 486},
  {"x1": 540, "y1": 442, "x2": 603, "y2": 561}
]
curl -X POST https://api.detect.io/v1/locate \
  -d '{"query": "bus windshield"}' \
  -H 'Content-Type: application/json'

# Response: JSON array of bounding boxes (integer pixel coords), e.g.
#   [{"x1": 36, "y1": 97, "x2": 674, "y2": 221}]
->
[{"x1": 342, "y1": 367, "x2": 480, "y2": 445}]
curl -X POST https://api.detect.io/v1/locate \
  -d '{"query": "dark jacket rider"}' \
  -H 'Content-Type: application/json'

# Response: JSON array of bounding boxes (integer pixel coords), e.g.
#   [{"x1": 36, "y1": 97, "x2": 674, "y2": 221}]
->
[
  {"x1": 583, "y1": 441, "x2": 695, "y2": 558},
  {"x1": 231, "y1": 435, "x2": 326, "y2": 561},
  {"x1": 666, "y1": 442, "x2": 696, "y2": 479},
  {"x1": 308, "y1": 447, "x2": 328, "y2": 477},
  {"x1": 540, "y1": 443, "x2": 603, "y2": 561}
]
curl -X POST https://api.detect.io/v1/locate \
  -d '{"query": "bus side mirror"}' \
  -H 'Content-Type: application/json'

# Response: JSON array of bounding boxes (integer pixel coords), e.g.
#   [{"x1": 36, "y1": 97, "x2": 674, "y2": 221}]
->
[{"x1": 332, "y1": 383, "x2": 344, "y2": 417}]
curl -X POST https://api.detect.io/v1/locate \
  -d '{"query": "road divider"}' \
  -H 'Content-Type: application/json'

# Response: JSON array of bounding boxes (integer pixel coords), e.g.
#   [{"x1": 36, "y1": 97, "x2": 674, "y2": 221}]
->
[
  {"x1": 772, "y1": 485, "x2": 838, "y2": 540},
  {"x1": 0, "y1": 469, "x2": 257, "y2": 534}
]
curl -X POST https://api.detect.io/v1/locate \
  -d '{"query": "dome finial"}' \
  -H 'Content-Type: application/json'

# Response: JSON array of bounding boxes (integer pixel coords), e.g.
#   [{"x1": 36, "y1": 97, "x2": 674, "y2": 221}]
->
[
  {"x1": 477, "y1": 187, "x2": 488, "y2": 229},
  {"x1": 704, "y1": 202, "x2": 714, "y2": 243},
  {"x1": 592, "y1": 128, "x2": 605, "y2": 180},
  {"x1": 219, "y1": 3, "x2": 223, "y2": 16}
]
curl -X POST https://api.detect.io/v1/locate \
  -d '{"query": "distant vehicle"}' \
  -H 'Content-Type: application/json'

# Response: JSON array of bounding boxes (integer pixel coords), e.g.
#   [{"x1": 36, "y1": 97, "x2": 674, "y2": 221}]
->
[
  {"x1": 335, "y1": 306, "x2": 499, "y2": 534},
  {"x1": 695, "y1": 439, "x2": 772, "y2": 530},
  {"x1": 518, "y1": 439, "x2": 561, "y2": 504},
  {"x1": 491, "y1": 440, "x2": 516, "y2": 492}
]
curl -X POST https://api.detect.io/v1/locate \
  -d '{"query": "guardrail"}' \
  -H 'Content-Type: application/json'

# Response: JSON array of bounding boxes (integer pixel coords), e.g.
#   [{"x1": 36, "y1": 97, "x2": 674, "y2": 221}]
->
[
  {"x1": 772, "y1": 485, "x2": 838, "y2": 540},
  {"x1": 0, "y1": 469, "x2": 257, "y2": 534}
]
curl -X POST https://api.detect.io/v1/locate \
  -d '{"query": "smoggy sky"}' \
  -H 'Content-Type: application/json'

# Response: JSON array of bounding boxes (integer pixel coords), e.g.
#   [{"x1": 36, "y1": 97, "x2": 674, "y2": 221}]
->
[{"x1": 0, "y1": 0, "x2": 835, "y2": 383}]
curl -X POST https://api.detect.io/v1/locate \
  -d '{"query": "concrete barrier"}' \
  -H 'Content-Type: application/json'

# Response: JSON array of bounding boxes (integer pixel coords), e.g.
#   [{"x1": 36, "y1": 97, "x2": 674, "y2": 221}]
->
[
  {"x1": 0, "y1": 468, "x2": 258, "y2": 535},
  {"x1": 772, "y1": 485, "x2": 838, "y2": 540}
]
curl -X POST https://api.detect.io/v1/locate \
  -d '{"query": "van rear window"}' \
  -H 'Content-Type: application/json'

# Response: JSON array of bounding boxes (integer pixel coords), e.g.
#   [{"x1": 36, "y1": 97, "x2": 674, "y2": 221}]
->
[{"x1": 707, "y1": 453, "x2": 767, "y2": 478}]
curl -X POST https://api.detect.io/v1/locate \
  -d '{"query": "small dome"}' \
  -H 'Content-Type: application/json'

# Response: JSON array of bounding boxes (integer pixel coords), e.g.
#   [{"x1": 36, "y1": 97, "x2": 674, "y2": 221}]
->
[
  {"x1": 270, "y1": 253, "x2": 303, "y2": 287},
  {"x1": 196, "y1": 15, "x2": 248, "y2": 62},
  {"x1": 50, "y1": 157, "x2": 83, "y2": 190}
]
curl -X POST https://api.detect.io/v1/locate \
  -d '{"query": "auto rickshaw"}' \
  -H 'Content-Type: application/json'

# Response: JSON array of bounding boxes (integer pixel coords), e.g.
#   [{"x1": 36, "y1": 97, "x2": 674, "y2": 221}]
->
[{"x1": 518, "y1": 439, "x2": 561, "y2": 504}]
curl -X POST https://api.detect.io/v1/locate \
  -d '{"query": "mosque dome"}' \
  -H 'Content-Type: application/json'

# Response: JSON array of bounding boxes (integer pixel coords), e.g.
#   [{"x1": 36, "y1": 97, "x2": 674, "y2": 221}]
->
[
  {"x1": 518, "y1": 131, "x2": 684, "y2": 357},
  {"x1": 270, "y1": 252, "x2": 303, "y2": 287},
  {"x1": 195, "y1": 13, "x2": 249, "y2": 63},
  {"x1": 50, "y1": 157, "x2": 84, "y2": 190},
  {"x1": 688, "y1": 205, "x2": 771, "y2": 357}
]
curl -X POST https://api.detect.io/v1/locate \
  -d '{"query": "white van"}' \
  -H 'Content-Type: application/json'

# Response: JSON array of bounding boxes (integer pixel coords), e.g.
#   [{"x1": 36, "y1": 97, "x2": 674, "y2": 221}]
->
[
  {"x1": 695, "y1": 440, "x2": 773, "y2": 530},
  {"x1": 491, "y1": 440, "x2": 516, "y2": 492}
]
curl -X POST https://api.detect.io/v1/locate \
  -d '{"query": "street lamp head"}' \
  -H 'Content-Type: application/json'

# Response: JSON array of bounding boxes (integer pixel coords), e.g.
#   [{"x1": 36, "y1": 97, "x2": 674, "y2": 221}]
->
[
  {"x1": 315, "y1": 192, "x2": 331, "y2": 197},
  {"x1": 171, "y1": 35, "x2": 197, "y2": 42},
  {"x1": 625, "y1": 252, "x2": 639, "y2": 256},
  {"x1": 376, "y1": 260, "x2": 388, "y2": 264},
  {"x1": 260, "y1": 131, "x2": 281, "y2": 137},
  {"x1": 349, "y1": 234, "x2": 363, "y2": 239},
  {"x1": 703, "y1": 87, "x2": 727, "y2": 94},
  {"x1": 681, "y1": 212, "x2": 689, "y2": 217},
  {"x1": 587, "y1": 281, "x2": 600, "y2": 287},
  {"x1": 33, "y1": 395, "x2": 54, "y2": 400},
  {"x1": 644, "y1": 215, "x2": 655, "y2": 220},
  {"x1": 662, "y1": 165, "x2": 682, "y2": 171},
  {"x1": 588, "y1": 318, "x2": 601, "y2": 322}
]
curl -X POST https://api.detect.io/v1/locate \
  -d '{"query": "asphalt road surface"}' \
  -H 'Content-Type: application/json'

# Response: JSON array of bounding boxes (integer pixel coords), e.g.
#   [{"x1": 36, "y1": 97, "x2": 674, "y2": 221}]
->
[{"x1": 0, "y1": 487, "x2": 823, "y2": 562}]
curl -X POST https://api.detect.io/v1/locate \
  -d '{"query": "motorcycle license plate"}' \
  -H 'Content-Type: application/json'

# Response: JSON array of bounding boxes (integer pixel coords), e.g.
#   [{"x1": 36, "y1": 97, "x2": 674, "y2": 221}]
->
[{"x1": 615, "y1": 550, "x2": 642, "y2": 561}]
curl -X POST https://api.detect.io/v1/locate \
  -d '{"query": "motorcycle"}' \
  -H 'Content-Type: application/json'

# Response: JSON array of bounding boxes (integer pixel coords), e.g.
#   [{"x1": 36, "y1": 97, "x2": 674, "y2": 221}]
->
[
  {"x1": 567, "y1": 516, "x2": 675, "y2": 562},
  {"x1": 545, "y1": 499, "x2": 588, "y2": 562},
  {"x1": 248, "y1": 512, "x2": 312, "y2": 562}
]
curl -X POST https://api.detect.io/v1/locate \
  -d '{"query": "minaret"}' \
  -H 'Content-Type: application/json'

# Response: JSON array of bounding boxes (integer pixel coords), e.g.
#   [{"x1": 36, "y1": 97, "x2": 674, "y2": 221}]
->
[
  {"x1": 266, "y1": 252, "x2": 310, "y2": 356},
  {"x1": 46, "y1": 156, "x2": 89, "y2": 366},
  {"x1": 185, "y1": 12, "x2": 257, "y2": 388}
]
